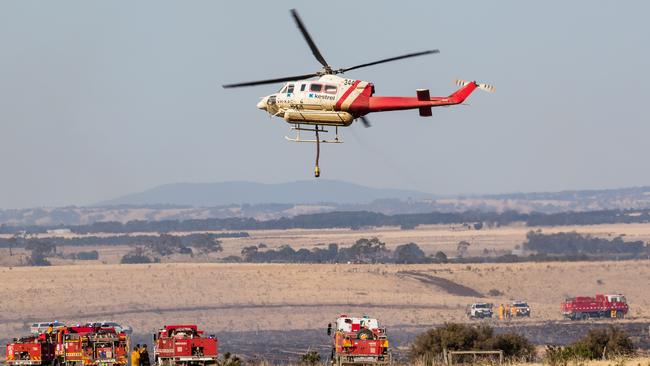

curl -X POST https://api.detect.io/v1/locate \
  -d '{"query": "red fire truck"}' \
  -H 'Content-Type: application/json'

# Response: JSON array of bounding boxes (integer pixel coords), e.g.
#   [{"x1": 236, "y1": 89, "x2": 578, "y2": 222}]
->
[
  {"x1": 327, "y1": 315, "x2": 390, "y2": 366},
  {"x1": 153, "y1": 325, "x2": 218, "y2": 366},
  {"x1": 6, "y1": 334, "x2": 55, "y2": 366},
  {"x1": 561, "y1": 294, "x2": 629, "y2": 320},
  {"x1": 6, "y1": 325, "x2": 128, "y2": 366}
]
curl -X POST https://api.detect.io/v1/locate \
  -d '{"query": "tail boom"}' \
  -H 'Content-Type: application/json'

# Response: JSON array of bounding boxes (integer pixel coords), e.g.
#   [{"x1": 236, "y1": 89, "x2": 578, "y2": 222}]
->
[{"x1": 351, "y1": 80, "x2": 489, "y2": 115}]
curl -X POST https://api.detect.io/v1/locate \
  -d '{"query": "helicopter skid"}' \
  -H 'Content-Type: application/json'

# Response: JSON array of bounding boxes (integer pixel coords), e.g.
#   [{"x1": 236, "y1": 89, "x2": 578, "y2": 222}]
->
[
  {"x1": 284, "y1": 136, "x2": 343, "y2": 143},
  {"x1": 284, "y1": 124, "x2": 343, "y2": 144}
]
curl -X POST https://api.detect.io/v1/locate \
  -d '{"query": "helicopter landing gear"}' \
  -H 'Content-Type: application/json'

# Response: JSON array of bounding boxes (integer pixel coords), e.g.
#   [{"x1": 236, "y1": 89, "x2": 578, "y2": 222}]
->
[{"x1": 284, "y1": 124, "x2": 343, "y2": 178}]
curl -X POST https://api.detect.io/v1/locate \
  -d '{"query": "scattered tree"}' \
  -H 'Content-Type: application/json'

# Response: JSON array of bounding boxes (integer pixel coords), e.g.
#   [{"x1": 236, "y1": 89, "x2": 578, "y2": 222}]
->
[
  {"x1": 393, "y1": 243, "x2": 427, "y2": 264},
  {"x1": 148, "y1": 234, "x2": 183, "y2": 256},
  {"x1": 25, "y1": 239, "x2": 56, "y2": 266},
  {"x1": 456, "y1": 241, "x2": 471, "y2": 258},
  {"x1": 192, "y1": 234, "x2": 223, "y2": 256}
]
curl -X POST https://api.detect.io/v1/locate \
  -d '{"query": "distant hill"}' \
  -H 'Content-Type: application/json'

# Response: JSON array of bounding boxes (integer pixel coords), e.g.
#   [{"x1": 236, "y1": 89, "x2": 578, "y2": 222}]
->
[
  {"x1": 3, "y1": 183, "x2": 650, "y2": 227},
  {"x1": 96, "y1": 180, "x2": 434, "y2": 207}
]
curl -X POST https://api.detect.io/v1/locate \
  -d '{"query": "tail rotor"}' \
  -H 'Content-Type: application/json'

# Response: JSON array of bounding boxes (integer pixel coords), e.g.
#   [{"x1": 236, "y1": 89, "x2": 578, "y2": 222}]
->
[{"x1": 455, "y1": 79, "x2": 496, "y2": 93}]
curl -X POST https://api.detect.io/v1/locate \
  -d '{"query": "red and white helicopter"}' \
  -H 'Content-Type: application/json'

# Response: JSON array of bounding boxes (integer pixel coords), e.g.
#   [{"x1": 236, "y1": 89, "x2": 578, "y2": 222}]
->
[{"x1": 223, "y1": 9, "x2": 494, "y2": 177}]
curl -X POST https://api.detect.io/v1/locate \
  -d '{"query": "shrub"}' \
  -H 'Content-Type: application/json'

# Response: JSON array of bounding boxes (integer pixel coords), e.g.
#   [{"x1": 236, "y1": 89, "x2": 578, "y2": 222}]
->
[
  {"x1": 300, "y1": 350, "x2": 321, "y2": 365},
  {"x1": 544, "y1": 326, "x2": 635, "y2": 364},
  {"x1": 488, "y1": 288, "x2": 504, "y2": 296},
  {"x1": 222, "y1": 255, "x2": 242, "y2": 263},
  {"x1": 433, "y1": 251, "x2": 448, "y2": 263},
  {"x1": 75, "y1": 250, "x2": 99, "y2": 260},
  {"x1": 487, "y1": 332, "x2": 535, "y2": 359},
  {"x1": 577, "y1": 327, "x2": 635, "y2": 359},
  {"x1": 410, "y1": 323, "x2": 534, "y2": 361},
  {"x1": 120, "y1": 247, "x2": 153, "y2": 264},
  {"x1": 216, "y1": 352, "x2": 241, "y2": 366}
]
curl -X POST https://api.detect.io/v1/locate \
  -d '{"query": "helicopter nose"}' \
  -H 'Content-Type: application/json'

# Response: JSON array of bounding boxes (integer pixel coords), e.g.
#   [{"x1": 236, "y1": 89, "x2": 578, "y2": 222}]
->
[{"x1": 257, "y1": 97, "x2": 267, "y2": 110}]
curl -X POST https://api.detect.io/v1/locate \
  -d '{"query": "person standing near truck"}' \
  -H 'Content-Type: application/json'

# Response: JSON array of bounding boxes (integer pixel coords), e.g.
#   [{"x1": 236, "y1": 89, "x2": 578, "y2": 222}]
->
[
  {"x1": 131, "y1": 345, "x2": 140, "y2": 366},
  {"x1": 139, "y1": 345, "x2": 150, "y2": 366}
]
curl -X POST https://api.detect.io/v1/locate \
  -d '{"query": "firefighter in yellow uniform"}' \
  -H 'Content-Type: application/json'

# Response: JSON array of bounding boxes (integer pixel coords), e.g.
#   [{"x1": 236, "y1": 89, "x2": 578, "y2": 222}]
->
[
  {"x1": 498, "y1": 304, "x2": 505, "y2": 320},
  {"x1": 131, "y1": 344, "x2": 140, "y2": 366},
  {"x1": 46, "y1": 324, "x2": 54, "y2": 342}
]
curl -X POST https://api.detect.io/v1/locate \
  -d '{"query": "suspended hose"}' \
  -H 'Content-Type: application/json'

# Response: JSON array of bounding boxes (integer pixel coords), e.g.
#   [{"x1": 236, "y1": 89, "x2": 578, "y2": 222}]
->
[{"x1": 314, "y1": 126, "x2": 321, "y2": 177}]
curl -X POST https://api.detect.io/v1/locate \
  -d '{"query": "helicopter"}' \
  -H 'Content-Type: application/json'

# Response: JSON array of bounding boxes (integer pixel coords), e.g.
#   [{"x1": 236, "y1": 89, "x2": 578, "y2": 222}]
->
[{"x1": 223, "y1": 9, "x2": 494, "y2": 177}]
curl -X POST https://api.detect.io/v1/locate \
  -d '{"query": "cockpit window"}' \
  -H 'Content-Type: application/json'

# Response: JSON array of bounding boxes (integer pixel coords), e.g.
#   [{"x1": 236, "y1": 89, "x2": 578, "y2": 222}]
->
[
  {"x1": 300, "y1": 84, "x2": 306, "y2": 92},
  {"x1": 324, "y1": 85, "x2": 337, "y2": 94},
  {"x1": 279, "y1": 85, "x2": 287, "y2": 93},
  {"x1": 310, "y1": 83, "x2": 322, "y2": 92},
  {"x1": 287, "y1": 84, "x2": 294, "y2": 94}
]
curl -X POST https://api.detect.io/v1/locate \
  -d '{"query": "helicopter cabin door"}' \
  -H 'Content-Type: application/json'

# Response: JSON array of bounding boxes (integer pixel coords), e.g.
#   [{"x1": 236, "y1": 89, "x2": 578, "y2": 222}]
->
[
  {"x1": 296, "y1": 82, "x2": 316, "y2": 111},
  {"x1": 299, "y1": 82, "x2": 337, "y2": 111}
]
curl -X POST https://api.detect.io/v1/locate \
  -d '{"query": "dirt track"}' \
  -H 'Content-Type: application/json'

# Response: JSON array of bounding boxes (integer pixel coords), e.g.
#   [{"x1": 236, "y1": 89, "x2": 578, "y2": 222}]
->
[{"x1": 397, "y1": 270, "x2": 484, "y2": 297}]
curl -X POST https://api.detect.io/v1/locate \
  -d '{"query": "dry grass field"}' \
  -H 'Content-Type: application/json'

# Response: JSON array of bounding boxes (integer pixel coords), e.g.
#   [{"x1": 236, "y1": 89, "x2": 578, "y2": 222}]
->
[
  {"x1": 1, "y1": 260, "x2": 649, "y2": 341},
  {"x1": 2, "y1": 223, "x2": 650, "y2": 360}
]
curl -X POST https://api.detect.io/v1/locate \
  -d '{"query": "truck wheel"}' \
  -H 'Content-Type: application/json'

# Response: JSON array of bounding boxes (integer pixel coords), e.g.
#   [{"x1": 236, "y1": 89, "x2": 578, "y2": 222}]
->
[
  {"x1": 616, "y1": 311, "x2": 624, "y2": 319},
  {"x1": 581, "y1": 313, "x2": 589, "y2": 321}
]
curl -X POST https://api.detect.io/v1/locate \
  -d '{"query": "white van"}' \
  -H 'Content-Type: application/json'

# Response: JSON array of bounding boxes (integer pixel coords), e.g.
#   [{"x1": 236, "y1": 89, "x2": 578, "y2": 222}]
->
[{"x1": 30, "y1": 321, "x2": 64, "y2": 334}]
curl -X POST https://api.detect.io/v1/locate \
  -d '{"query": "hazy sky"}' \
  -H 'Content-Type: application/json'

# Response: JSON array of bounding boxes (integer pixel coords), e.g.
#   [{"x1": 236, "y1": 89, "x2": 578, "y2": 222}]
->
[{"x1": 1, "y1": 1, "x2": 649, "y2": 209}]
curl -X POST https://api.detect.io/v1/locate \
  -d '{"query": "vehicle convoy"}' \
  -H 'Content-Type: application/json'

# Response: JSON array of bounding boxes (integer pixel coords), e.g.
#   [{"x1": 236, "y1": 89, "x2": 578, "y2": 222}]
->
[
  {"x1": 327, "y1": 315, "x2": 390, "y2": 366},
  {"x1": 510, "y1": 301, "x2": 531, "y2": 317},
  {"x1": 467, "y1": 303, "x2": 494, "y2": 319},
  {"x1": 6, "y1": 325, "x2": 128, "y2": 366},
  {"x1": 561, "y1": 294, "x2": 629, "y2": 320},
  {"x1": 153, "y1": 325, "x2": 218, "y2": 366}
]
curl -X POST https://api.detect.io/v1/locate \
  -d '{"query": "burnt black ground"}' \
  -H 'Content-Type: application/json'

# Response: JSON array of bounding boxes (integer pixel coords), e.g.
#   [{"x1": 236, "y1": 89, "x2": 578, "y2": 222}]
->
[
  {"x1": 124, "y1": 321, "x2": 650, "y2": 364},
  {"x1": 3, "y1": 321, "x2": 648, "y2": 364}
]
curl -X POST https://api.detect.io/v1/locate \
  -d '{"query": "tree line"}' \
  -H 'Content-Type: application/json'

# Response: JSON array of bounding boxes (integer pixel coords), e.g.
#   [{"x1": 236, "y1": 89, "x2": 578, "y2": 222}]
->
[
  {"x1": 235, "y1": 238, "x2": 448, "y2": 264},
  {"x1": 523, "y1": 230, "x2": 648, "y2": 259},
  {"x1": 3, "y1": 208, "x2": 650, "y2": 234},
  {"x1": 0, "y1": 232, "x2": 248, "y2": 249}
]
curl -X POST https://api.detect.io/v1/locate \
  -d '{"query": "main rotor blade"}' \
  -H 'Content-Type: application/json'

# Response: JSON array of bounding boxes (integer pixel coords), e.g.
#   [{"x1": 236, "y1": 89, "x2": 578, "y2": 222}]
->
[
  {"x1": 360, "y1": 116, "x2": 371, "y2": 128},
  {"x1": 222, "y1": 73, "x2": 319, "y2": 88},
  {"x1": 290, "y1": 9, "x2": 329, "y2": 69},
  {"x1": 338, "y1": 49, "x2": 440, "y2": 73}
]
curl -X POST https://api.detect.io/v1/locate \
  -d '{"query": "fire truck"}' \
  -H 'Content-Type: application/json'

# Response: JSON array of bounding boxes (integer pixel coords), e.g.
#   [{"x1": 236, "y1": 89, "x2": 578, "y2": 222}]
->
[
  {"x1": 327, "y1": 315, "x2": 390, "y2": 366},
  {"x1": 6, "y1": 325, "x2": 128, "y2": 366},
  {"x1": 561, "y1": 294, "x2": 629, "y2": 320},
  {"x1": 153, "y1": 325, "x2": 218, "y2": 366},
  {"x1": 6, "y1": 334, "x2": 55, "y2": 366}
]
